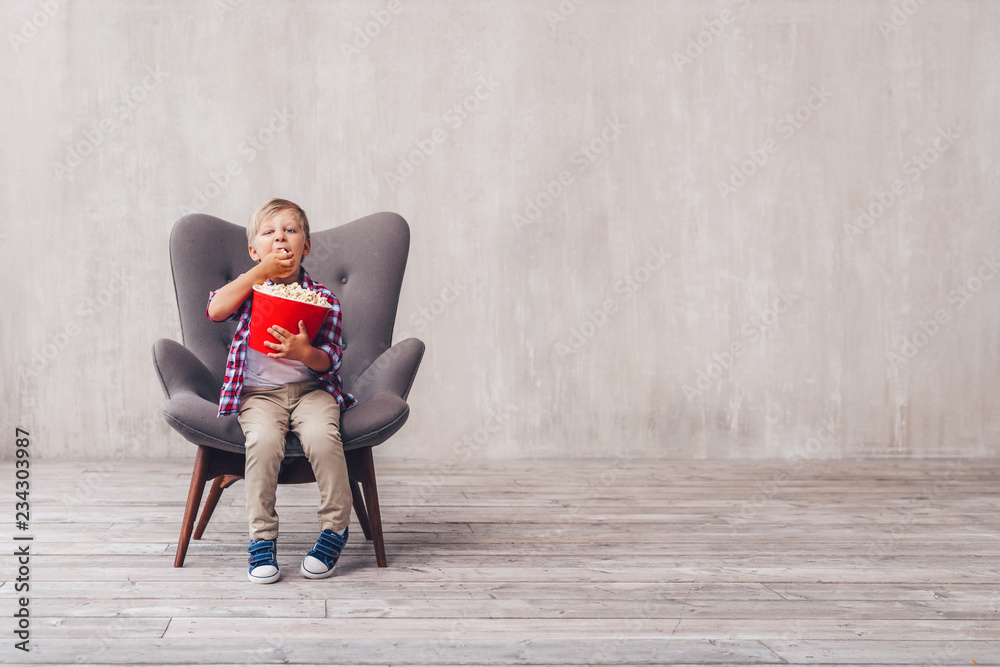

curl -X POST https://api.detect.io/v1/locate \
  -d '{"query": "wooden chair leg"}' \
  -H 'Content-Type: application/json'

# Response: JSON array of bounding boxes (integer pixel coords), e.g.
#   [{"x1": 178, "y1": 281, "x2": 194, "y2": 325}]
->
[
  {"x1": 356, "y1": 448, "x2": 386, "y2": 567},
  {"x1": 174, "y1": 445, "x2": 211, "y2": 567},
  {"x1": 194, "y1": 476, "x2": 225, "y2": 540},
  {"x1": 350, "y1": 479, "x2": 373, "y2": 541},
  {"x1": 194, "y1": 474, "x2": 242, "y2": 540}
]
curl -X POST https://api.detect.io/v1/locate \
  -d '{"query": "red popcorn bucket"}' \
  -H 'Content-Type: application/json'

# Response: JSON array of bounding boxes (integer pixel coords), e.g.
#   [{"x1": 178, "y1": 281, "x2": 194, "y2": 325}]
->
[{"x1": 248, "y1": 285, "x2": 331, "y2": 355}]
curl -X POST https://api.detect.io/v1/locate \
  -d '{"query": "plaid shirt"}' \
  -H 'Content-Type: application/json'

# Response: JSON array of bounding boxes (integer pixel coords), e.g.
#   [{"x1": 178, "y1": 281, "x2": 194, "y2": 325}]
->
[{"x1": 206, "y1": 267, "x2": 356, "y2": 416}]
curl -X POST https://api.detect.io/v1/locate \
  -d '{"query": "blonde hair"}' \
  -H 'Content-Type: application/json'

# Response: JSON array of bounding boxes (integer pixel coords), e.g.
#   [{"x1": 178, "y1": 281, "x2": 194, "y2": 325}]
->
[{"x1": 247, "y1": 198, "x2": 310, "y2": 250}]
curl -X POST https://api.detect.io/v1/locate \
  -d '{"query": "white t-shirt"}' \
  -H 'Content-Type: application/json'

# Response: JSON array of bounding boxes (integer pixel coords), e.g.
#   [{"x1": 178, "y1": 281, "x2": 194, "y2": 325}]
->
[{"x1": 243, "y1": 347, "x2": 314, "y2": 388}]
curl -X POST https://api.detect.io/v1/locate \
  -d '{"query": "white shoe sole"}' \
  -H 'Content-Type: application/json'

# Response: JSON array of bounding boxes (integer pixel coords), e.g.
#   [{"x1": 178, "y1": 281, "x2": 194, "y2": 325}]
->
[
  {"x1": 300, "y1": 561, "x2": 337, "y2": 579},
  {"x1": 248, "y1": 568, "x2": 280, "y2": 584}
]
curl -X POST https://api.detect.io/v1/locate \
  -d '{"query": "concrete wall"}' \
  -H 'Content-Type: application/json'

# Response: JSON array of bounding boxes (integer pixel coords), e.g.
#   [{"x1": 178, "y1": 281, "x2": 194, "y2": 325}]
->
[{"x1": 4, "y1": 0, "x2": 999, "y2": 460}]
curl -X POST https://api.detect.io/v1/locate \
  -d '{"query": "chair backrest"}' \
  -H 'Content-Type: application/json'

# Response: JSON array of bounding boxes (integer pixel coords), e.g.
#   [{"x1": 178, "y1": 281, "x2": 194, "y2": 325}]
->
[{"x1": 169, "y1": 211, "x2": 410, "y2": 391}]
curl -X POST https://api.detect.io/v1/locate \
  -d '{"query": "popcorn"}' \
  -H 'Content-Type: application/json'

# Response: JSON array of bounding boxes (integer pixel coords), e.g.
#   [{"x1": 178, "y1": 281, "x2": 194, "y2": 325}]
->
[{"x1": 254, "y1": 282, "x2": 331, "y2": 308}]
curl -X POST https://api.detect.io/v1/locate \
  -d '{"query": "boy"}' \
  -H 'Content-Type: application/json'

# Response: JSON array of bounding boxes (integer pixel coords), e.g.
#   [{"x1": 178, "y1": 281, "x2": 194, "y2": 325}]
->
[{"x1": 206, "y1": 198, "x2": 356, "y2": 584}]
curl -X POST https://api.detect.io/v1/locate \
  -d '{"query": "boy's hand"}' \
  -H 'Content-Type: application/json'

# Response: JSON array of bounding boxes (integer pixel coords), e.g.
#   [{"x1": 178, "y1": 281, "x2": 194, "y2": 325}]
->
[
  {"x1": 258, "y1": 248, "x2": 296, "y2": 281},
  {"x1": 264, "y1": 321, "x2": 330, "y2": 372}
]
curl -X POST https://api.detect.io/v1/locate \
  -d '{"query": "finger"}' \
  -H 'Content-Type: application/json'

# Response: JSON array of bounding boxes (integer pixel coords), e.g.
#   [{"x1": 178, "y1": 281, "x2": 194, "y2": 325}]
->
[
  {"x1": 269, "y1": 326, "x2": 289, "y2": 338},
  {"x1": 298, "y1": 320, "x2": 308, "y2": 335}
]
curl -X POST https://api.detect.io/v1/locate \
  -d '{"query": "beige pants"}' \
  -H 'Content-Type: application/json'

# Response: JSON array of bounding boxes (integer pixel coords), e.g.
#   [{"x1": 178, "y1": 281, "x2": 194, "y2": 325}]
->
[{"x1": 237, "y1": 380, "x2": 351, "y2": 541}]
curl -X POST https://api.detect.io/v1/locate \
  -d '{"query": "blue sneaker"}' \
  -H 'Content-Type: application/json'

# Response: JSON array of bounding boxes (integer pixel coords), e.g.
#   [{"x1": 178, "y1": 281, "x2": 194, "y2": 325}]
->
[
  {"x1": 247, "y1": 539, "x2": 279, "y2": 584},
  {"x1": 301, "y1": 527, "x2": 348, "y2": 579}
]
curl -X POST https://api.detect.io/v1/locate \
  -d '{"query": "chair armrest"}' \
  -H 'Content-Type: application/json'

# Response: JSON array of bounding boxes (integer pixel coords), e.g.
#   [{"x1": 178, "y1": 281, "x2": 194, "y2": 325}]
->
[
  {"x1": 341, "y1": 391, "x2": 411, "y2": 451},
  {"x1": 349, "y1": 337, "x2": 425, "y2": 404},
  {"x1": 152, "y1": 338, "x2": 220, "y2": 403}
]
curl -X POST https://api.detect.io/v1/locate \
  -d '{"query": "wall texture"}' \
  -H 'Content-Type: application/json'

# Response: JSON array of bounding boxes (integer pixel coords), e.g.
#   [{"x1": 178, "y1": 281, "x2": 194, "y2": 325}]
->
[{"x1": 3, "y1": 0, "x2": 999, "y2": 460}]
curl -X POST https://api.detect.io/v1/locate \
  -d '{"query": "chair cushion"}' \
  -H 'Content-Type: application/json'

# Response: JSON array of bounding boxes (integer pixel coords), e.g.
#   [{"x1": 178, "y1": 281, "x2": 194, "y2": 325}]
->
[
  {"x1": 162, "y1": 391, "x2": 410, "y2": 456},
  {"x1": 162, "y1": 392, "x2": 248, "y2": 455},
  {"x1": 339, "y1": 392, "x2": 411, "y2": 450}
]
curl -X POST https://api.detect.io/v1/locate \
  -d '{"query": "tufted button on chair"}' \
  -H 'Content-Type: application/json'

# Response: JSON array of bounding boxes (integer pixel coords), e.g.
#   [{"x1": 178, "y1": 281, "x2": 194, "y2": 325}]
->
[{"x1": 153, "y1": 211, "x2": 423, "y2": 567}]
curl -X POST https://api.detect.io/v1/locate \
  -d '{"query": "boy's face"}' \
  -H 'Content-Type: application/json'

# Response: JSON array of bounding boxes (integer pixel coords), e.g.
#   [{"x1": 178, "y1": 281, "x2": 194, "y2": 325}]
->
[{"x1": 248, "y1": 209, "x2": 311, "y2": 282}]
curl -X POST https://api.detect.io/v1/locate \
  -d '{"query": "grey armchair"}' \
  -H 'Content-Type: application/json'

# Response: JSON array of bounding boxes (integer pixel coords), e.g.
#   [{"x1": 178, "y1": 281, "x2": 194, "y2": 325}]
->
[{"x1": 153, "y1": 211, "x2": 423, "y2": 568}]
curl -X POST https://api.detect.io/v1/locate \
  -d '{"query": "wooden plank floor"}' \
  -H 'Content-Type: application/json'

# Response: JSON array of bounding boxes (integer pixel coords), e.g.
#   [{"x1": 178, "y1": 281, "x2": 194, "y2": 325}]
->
[{"x1": 1, "y1": 457, "x2": 999, "y2": 665}]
